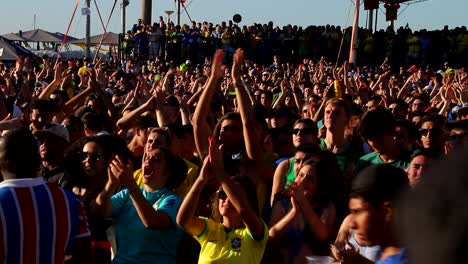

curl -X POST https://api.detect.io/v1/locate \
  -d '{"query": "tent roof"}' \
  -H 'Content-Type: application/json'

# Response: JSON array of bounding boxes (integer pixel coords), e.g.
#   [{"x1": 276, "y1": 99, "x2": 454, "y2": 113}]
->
[
  {"x1": 0, "y1": 37, "x2": 34, "y2": 61},
  {"x1": 20, "y1": 29, "x2": 63, "y2": 42},
  {"x1": 1, "y1": 33, "x2": 27, "y2": 42},
  {"x1": 70, "y1": 32, "x2": 120, "y2": 45}
]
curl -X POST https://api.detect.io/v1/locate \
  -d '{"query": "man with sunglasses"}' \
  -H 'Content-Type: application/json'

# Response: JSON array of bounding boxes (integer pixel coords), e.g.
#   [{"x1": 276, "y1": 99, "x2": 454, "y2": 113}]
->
[
  {"x1": 445, "y1": 119, "x2": 468, "y2": 154},
  {"x1": 419, "y1": 114, "x2": 447, "y2": 158},
  {"x1": 34, "y1": 123, "x2": 71, "y2": 188}
]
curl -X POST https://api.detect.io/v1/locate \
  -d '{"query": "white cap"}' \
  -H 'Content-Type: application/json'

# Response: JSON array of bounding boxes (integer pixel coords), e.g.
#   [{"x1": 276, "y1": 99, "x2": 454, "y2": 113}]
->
[{"x1": 35, "y1": 123, "x2": 70, "y2": 142}]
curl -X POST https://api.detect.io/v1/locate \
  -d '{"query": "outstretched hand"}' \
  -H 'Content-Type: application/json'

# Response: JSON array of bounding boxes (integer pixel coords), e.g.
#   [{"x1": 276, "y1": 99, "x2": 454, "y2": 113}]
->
[
  {"x1": 232, "y1": 48, "x2": 244, "y2": 81},
  {"x1": 208, "y1": 136, "x2": 224, "y2": 175},
  {"x1": 210, "y1": 49, "x2": 226, "y2": 81},
  {"x1": 108, "y1": 155, "x2": 134, "y2": 188}
]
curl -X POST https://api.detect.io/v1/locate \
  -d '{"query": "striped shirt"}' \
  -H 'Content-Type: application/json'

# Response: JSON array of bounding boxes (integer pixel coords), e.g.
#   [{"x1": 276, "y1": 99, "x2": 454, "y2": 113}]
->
[{"x1": 0, "y1": 178, "x2": 90, "y2": 264}]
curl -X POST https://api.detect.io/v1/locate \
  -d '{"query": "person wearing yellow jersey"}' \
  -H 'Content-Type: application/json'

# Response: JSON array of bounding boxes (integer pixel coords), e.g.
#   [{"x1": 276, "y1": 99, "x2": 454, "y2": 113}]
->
[
  {"x1": 177, "y1": 139, "x2": 268, "y2": 264},
  {"x1": 78, "y1": 58, "x2": 91, "y2": 77}
]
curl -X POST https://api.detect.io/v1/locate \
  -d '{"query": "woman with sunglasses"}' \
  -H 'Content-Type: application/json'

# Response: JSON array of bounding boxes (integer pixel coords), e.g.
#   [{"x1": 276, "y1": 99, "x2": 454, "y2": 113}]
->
[
  {"x1": 64, "y1": 135, "x2": 131, "y2": 264},
  {"x1": 271, "y1": 119, "x2": 318, "y2": 205},
  {"x1": 177, "y1": 140, "x2": 268, "y2": 264},
  {"x1": 268, "y1": 150, "x2": 341, "y2": 264}
]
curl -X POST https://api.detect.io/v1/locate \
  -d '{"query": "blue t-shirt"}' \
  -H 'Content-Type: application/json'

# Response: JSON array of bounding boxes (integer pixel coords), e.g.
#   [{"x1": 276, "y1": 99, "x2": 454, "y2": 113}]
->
[
  {"x1": 376, "y1": 249, "x2": 407, "y2": 264},
  {"x1": 111, "y1": 187, "x2": 183, "y2": 264},
  {"x1": 347, "y1": 231, "x2": 380, "y2": 261}
]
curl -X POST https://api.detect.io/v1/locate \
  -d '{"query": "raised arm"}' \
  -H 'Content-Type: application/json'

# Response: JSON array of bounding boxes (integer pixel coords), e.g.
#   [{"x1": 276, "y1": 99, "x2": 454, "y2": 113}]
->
[
  {"x1": 270, "y1": 159, "x2": 290, "y2": 206},
  {"x1": 192, "y1": 50, "x2": 224, "y2": 160},
  {"x1": 232, "y1": 49, "x2": 262, "y2": 161},
  {"x1": 91, "y1": 166, "x2": 121, "y2": 218},
  {"x1": 272, "y1": 81, "x2": 288, "y2": 109},
  {"x1": 292, "y1": 184, "x2": 335, "y2": 241},
  {"x1": 109, "y1": 156, "x2": 173, "y2": 228},
  {"x1": 268, "y1": 196, "x2": 298, "y2": 242},
  {"x1": 116, "y1": 96, "x2": 157, "y2": 131},
  {"x1": 176, "y1": 158, "x2": 211, "y2": 236},
  {"x1": 210, "y1": 140, "x2": 264, "y2": 239},
  {"x1": 63, "y1": 87, "x2": 94, "y2": 115}
]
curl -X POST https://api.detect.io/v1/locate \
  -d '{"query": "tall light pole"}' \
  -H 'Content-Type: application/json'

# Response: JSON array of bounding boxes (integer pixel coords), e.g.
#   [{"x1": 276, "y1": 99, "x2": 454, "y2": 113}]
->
[
  {"x1": 349, "y1": 0, "x2": 360, "y2": 65},
  {"x1": 86, "y1": 0, "x2": 91, "y2": 59},
  {"x1": 121, "y1": 0, "x2": 128, "y2": 35},
  {"x1": 141, "y1": 0, "x2": 152, "y2": 25},
  {"x1": 165, "y1": 10, "x2": 174, "y2": 24},
  {"x1": 177, "y1": 0, "x2": 181, "y2": 26}
]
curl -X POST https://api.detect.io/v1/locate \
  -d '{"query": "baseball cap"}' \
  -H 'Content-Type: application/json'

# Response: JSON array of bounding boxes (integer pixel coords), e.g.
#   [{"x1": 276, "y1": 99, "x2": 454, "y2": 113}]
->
[{"x1": 35, "y1": 123, "x2": 70, "y2": 143}]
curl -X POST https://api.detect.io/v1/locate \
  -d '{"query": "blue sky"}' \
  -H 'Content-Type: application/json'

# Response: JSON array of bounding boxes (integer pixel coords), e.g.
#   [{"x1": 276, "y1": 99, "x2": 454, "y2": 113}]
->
[{"x1": 1, "y1": 0, "x2": 467, "y2": 38}]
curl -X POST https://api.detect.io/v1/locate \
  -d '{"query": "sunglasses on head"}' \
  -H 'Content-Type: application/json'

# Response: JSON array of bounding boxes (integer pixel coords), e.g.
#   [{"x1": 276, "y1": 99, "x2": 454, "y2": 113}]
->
[
  {"x1": 79, "y1": 152, "x2": 103, "y2": 162},
  {"x1": 292, "y1": 128, "x2": 315, "y2": 135},
  {"x1": 216, "y1": 190, "x2": 227, "y2": 200}
]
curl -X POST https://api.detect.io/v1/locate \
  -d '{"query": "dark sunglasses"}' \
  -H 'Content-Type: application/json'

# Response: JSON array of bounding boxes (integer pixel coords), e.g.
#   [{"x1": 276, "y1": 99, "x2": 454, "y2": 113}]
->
[
  {"x1": 216, "y1": 190, "x2": 227, "y2": 200},
  {"x1": 79, "y1": 152, "x2": 103, "y2": 161},
  {"x1": 419, "y1": 128, "x2": 441, "y2": 137},
  {"x1": 292, "y1": 128, "x2": 315, "y2": 135},
  {"x1": 449, "y1": 133, "x2": 466, "y2": 141}
]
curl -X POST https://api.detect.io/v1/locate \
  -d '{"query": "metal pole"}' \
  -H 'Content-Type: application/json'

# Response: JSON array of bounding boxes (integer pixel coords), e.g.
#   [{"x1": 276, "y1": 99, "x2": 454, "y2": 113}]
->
[
  {"x1": 349, "y1": 0, "x2": 360, "y2": 65},
  {"x1": 86, "y1": 0, "x2": 91, "y2": 59},
  {"x1": 177, "y1": 0, "x2": 181, "y2": 26},
  {"x1": 141, "y1": 0, "x2": 152, "y2": 25},
  {"x1": 375, "y1": 8, "x2": 378, "y2": 32},
  {"x1": 121, "y1": 0, "x2": 126, "y2": 35},
  {"x1": 368, "y1": 9, "x2": 374, "y2": 33}
]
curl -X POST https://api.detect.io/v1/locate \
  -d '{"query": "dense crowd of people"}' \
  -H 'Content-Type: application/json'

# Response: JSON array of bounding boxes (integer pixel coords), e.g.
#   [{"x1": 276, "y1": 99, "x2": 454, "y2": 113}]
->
[
  {"x1": 0, "y1": 18, "x2": 467, "y2": 264},
  {"x1": 123, "y1": 18, "x2": 468, "y2": 67}
]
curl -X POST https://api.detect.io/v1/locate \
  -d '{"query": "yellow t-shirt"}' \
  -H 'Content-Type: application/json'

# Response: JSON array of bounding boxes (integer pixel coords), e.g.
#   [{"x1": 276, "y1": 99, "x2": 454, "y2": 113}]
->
[
  {"x1": 195, "y1": 217, "x2": 268, "y2": 264},
  {"x1": 78, "y1": 65, "x2": 89, "y2": 76},
  {"x1": 133, "y1": 159, "x2": 199, "y2": 198}
]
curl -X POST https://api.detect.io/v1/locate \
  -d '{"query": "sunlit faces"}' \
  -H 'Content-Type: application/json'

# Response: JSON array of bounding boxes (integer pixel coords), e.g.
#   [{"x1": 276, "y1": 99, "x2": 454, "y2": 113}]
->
[
  {"x1": 407, "y1": 155, "x2": 430, "y2": 187},
  {"x1": 30, "y1": 109, "x2": 51, "y2": 131},
  {"x1": 292, "y1": 123, "x2": 316, "y2": 147},
  {"x1": 145, "y1": 130, "x2": 169, "y2": 152},
  {"x1": 260, "y1": 93, "x2": 273, "y2": 108},
  {"x1": 81, "y1": 141, "x2": 107, "y2": 178},
  {"x1": 219, "y1": 119, "x2": 243, "y2": 148},
  {"x1": 142, "y1": 149, "x2": 168, "y2": 185},
  {"x1": 217, "y1": 189, "x2": 240, "y2": 219},
  {"x1": 294, "y1": 162, "x2": 318, "y2": 199},
  {"x1": 324, "y1": 103, "x2": 348, "y2": 131},
  {"x1": 293, "y1": 151, "x2": 315, "y2": 176},
  {"x1": 419, "y1": 121, "x2": 443, "y2": 150},
  {"x1": 412, "y1": 99, "x2": 425, "y2": 113},
  {"x1": 348, "y1": 198, "x2": 386, "y2": 247}
]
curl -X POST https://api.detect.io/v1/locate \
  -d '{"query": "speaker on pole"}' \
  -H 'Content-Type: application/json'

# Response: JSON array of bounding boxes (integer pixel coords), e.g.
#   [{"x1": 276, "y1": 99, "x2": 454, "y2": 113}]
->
[
  {"x1": 233, "y1": 14, "x2": 242, "y2": 24},
  {"x1": 364, "y1": 0, "x2": 379, "y2": 10}
]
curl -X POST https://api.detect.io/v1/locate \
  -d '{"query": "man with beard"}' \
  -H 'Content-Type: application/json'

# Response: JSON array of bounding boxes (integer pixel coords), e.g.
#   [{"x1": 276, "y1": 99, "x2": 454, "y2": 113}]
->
[{"x1": 34, "y1": 123, "x2": 71, "y2": 188}]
